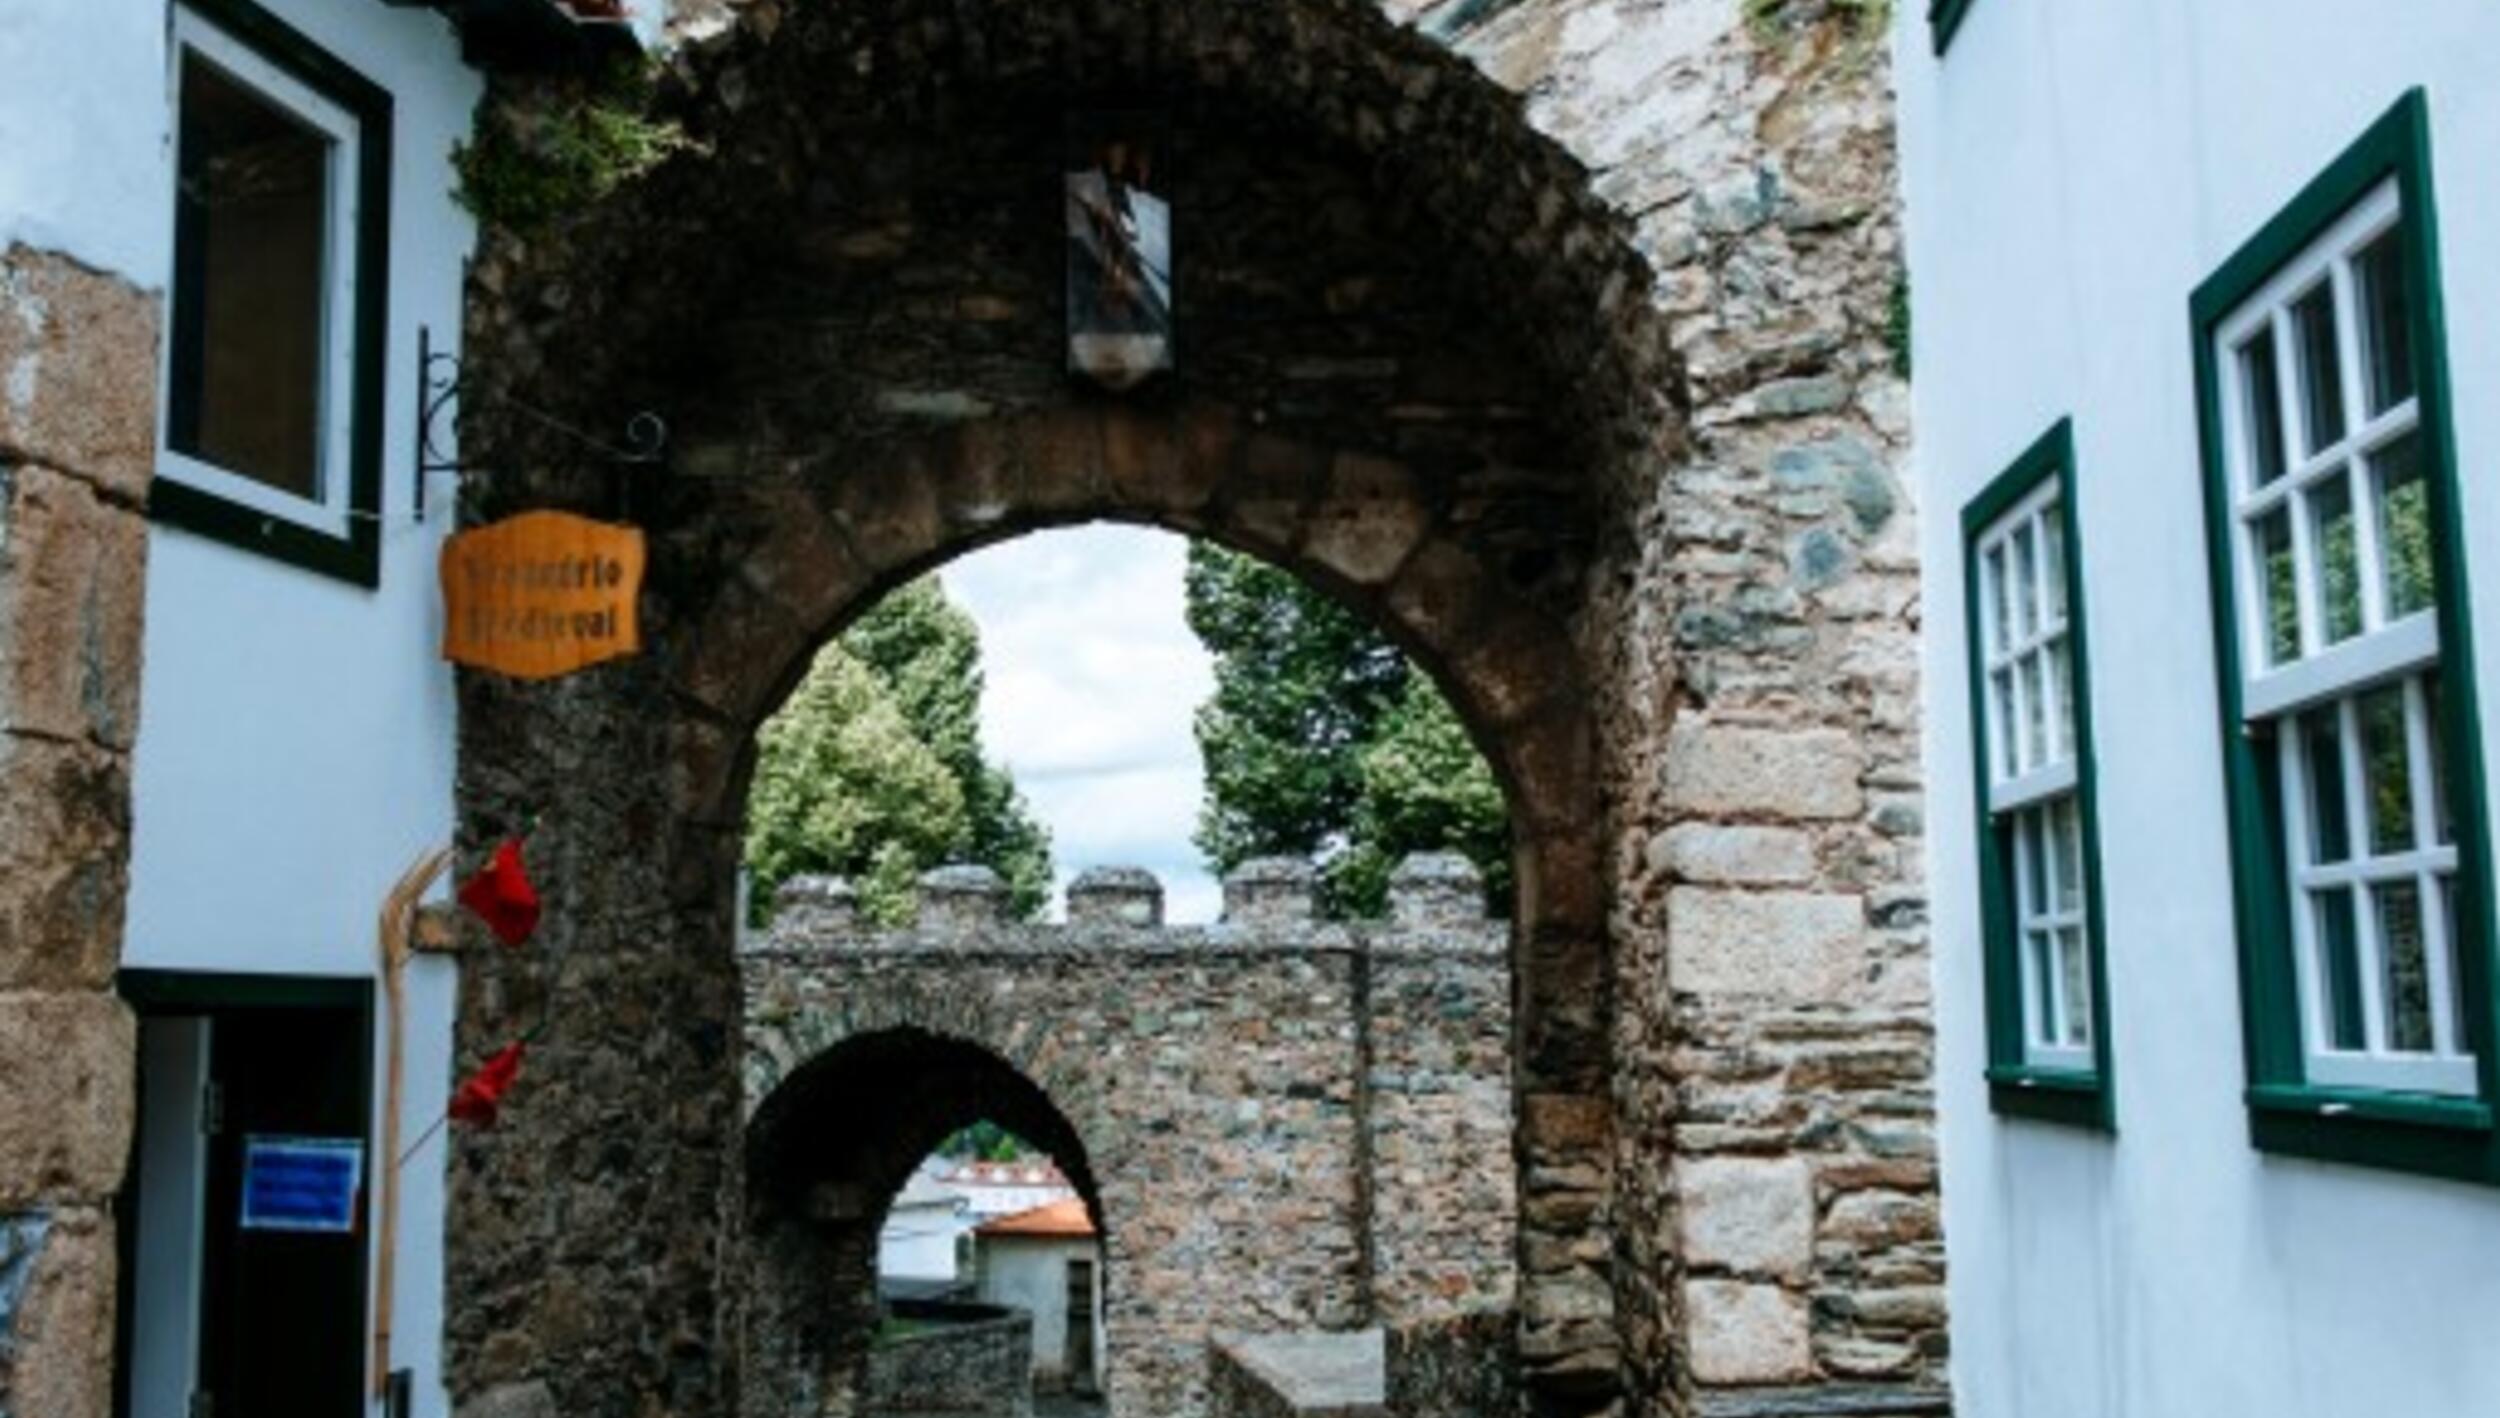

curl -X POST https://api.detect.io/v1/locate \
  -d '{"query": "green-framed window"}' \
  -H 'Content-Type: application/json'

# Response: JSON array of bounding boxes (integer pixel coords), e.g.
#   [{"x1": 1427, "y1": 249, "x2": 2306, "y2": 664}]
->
[
  {"x1": 2193, "y1": 88, "x2": 2500, "y2": 1181},
  {"x1": 154, "y1": 0, "x2": 393, "y2": 587},
  {"x1": 1930, "y1": 0, "x2": 1975, "y2": 56},
  {"x1": 1964, "y1": 419, "x2": 2115, "y2": 1128}
]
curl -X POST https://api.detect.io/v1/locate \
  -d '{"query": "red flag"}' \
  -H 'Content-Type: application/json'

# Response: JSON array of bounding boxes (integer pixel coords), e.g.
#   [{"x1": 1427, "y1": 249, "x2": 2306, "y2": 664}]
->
[
  {"x1": 458, "y1": 838, "x2": 541, "y2": 947},
  {"x1": 449, "y1": 1042, "x2": 527, "y2": 1127}
]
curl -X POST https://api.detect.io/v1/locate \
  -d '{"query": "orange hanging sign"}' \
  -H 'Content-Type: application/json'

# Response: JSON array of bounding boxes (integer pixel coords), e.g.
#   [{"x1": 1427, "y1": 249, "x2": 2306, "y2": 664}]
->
[{"x1": 440, "y1": 511, "x2": 645, "y2": 680}]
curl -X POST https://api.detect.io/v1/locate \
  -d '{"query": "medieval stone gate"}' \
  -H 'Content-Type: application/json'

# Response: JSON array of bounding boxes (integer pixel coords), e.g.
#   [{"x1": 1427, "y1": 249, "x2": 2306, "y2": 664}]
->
[
  {"x1": 449, "y1": 3, "x2": 1938, "y2": 1418},
  {"x1": 742, "y1": 856, "x2": 1514, "y2": 1417}
]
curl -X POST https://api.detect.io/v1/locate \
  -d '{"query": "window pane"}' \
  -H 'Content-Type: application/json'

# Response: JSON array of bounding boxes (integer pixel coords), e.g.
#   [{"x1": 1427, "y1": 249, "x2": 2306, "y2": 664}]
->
[
  {"x1": 2425, "y1": 672, "x2": 2453, "y2": 846},
  {"x1": 2040, "y1": 507, "x2": 2067, "y2": 623},
  {"x1": 2358, "y1": 682, "x2": 2414, "y2": 856},
  {"x1": 2048, "y1": 639, "x2": 2075, "y2": 763},
  {"x1": 2442, "y1": 875, "x2": 2466, "y2": 1048},
  {"x1": 1985, "y1": 546, "x2": 2009, "y2": 654},
  {"x1": 2303, "y1": 707, "x2": 2352, "y2": 866},
  {"x1": 168, "y1": 53, "x2": 331, "y2": 499},
  {"x1": 2353, "y1": 227, "x2": 2415, "y2": 417},
  {"x1": 1992, "y1": 669, "x2": 2017, "y2": 781},
  {"x1": 2314, "y1": 886, "x2": 2368, "y2": 1052},
  {"x1": 2310, "y1": 475, "x2": 2361, "y2": 645},
  {"x1": 2240, "y1": 329, "x2": 2289, "y2": 486},
  {"x1": 2029, "y1": 929, "x2": 2058, "y2": 1047},
  {"x1": 2373, "y1": 432, "x2": 2435, "y2": 619},
  {"x1": 2011, "y1": 523, "x2": 2038, "y2": 640},
  {"x1": 2059, "y1": 928, "x2": 2092, "y2": 1047},
  {"x1": 2020, "y1": 653, "x2": 2046, "y2": 771},
  {"x1": 2254, "y1": 509, "x2": 2301, "y2": 666},
  {"x1": 2376, "y1": 879, "x2": 2434, "y2": 1054},
  {"x1": 2050, "y1": 796, "x2": 2083, "y2": 914},
  {"x1": 2021, "y1": 809, "x2": 2048, "y2": 918},
  {"x1": 2290, "y1": 282, "x2": 2347, "y2": 454}
]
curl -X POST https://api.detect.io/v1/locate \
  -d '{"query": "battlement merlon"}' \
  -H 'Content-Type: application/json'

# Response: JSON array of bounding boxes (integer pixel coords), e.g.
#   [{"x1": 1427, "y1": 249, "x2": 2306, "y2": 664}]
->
[{"x1": 749, "y1": 853, "x2": 1502, "y2": 958}]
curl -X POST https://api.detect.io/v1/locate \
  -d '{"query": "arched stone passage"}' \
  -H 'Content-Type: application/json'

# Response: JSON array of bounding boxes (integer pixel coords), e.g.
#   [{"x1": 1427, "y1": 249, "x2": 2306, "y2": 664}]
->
[
  {"x1": 452, "y1": 2, "x2": 1691, "y2": 1415},
  {"x1": 666, "y1": 408, "x2": 1608, "y2": 1088},
  {"x1": 739, "y1": 857, "x2": 1517, "y2": 1418},
  {"x1": 658, "y1": 415, "x2": 1617, "y2": 1385},
  {"x1": 742, "y1": 1026, "x2": 1102, "y2": 1418}
]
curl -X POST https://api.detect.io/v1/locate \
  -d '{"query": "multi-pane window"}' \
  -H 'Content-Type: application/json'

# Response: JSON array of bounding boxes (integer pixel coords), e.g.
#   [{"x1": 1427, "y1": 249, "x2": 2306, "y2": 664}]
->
[
  {"x1": 2212, "y1": 177, "x2": 2473, "y2": 1098},
  {"x1": 154, "y1": 0, "x2": 389, "y2": 585},
  {"x1": 1975, "y1": 480, "x2": 2093, "y2": 1072}
]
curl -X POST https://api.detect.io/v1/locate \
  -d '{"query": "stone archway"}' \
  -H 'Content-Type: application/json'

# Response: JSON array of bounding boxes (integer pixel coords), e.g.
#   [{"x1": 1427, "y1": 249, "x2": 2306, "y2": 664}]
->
[
  {"x1": 452, "y1": 4, "x2": 1667, "y2": 1408},
  {"x1": 740, "y1": 854, "x2": 1518, "y2": 1418},
  {"x1": 678, "y1": 407, "x2": 1618, "y2": 1399},
  {"x1": 451, "y1": 2, "x2": 1937, "y2": 1417},
  {"x1": 741, "y1": 1023, "x2": 1105, "y2": 1418}
]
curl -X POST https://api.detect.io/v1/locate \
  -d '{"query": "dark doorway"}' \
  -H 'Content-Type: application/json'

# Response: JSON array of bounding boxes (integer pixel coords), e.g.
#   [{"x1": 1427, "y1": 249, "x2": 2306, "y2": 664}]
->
[
  {"x1": 1064, "y1": 1255, "x2": 1096, "y2": 1394},
  {"x1": 118, "y1": 973, "x2": 374, "y2": 1418}
]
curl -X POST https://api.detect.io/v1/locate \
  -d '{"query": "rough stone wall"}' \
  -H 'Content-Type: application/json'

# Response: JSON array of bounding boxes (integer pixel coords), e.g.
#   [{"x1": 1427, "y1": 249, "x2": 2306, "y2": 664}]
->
[
  {"x1": 1365, "y1": 863, "x2": 1518, "y2": 1326},
  {"x1": 740, "y1": 859, "x2": 1514, "y2": 1418},
  {"x1": 1207, "y1": 1331, "x2": 1386, "y2": 1418},
  {"x1": 1400, "y1": 1, "x2": 1942, "y2": 1408},
  {"x1": 454, "y1": 0, "x2": 1939, "y2": 1413},
  {"x1": 0, "y1": 243, "x2": 153, "y2": 1418},
  {"x1": 456, "y1": 19, "x2": 1633, "y2": 1408},
  {"x1": 862, "y1": 1303, "x2": 1035, "y2": 1418},
  {"x1": 1386, "y1": 1308, "x2": 1520, "y2": 1418}
]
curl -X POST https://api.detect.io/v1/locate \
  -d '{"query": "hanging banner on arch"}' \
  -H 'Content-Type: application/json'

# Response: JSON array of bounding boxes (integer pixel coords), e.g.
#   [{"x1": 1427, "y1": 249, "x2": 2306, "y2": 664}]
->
[{"x1": 440, "y1": 511, "x2": 645, "y2": 680}]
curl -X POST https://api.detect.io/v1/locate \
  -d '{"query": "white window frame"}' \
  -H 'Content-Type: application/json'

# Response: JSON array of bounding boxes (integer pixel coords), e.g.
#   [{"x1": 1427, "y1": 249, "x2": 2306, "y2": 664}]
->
[
  {"x1": 1976, "y1": 479, "x2": 2092, "y2": 1072},
  {"x1": 159, "y1": 3, "x2": 365, "y2": 543},
  {"x1": 2213, "y1": 177, "x2": 2473, "y2": 1097}
]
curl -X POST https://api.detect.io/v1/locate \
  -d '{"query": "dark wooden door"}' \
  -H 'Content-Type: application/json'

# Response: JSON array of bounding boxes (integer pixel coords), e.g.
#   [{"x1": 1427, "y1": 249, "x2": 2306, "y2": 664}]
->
[{"x1": 196, "y1": 999, "x2": 370, "y2": 1418}]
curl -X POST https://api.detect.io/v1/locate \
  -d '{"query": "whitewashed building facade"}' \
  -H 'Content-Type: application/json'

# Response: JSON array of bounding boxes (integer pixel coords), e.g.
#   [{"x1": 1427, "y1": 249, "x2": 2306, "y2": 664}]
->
[
  {"x1": 1901, "y1": 2, "x2": 2500, "y2": 1414},
  {"x1": 1, "y1": 2, "x2": 636, "y2": 1414}
]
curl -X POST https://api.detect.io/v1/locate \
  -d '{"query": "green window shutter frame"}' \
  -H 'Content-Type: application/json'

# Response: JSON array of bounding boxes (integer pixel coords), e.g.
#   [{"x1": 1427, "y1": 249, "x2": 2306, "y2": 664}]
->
[
  {"x1": 1929, "y1": 0, "x2": 1975, "y2": 56},
  {"x1": 2190, "y1": 88, "x2": 2500, "y2": 1182},
  {"x1": 1961, "y1": 418, "x2": 2118, "y2": 1129}
]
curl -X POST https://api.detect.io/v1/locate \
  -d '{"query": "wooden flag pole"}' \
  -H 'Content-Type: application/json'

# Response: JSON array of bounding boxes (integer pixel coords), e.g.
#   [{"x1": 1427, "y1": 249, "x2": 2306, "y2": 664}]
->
[{"x1": 374, "y1": 847, "x2": 451, "y2": 1399}]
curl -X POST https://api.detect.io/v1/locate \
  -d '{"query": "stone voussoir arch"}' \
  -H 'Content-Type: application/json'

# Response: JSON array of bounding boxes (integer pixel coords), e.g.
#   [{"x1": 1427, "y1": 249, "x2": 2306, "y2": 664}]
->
[
  {"x1": 736, "y1": 859, "x2": 1521, "y2": 1418},
  {"x1": 453, "y1": 0, "x2": 1691, "y2": 1407},
  {"x1": 662, "y1": 399, "x2": 1621, "y2": 1393},
  {"x1": 665, "y1": 399, "x2": 1608, "y2": 1079}
]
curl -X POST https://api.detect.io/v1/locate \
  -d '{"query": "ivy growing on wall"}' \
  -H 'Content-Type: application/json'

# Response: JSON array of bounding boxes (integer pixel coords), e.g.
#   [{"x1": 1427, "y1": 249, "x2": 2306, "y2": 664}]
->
[{"x1": 452, "y1": 58, "x2": 692, "y2": 232}]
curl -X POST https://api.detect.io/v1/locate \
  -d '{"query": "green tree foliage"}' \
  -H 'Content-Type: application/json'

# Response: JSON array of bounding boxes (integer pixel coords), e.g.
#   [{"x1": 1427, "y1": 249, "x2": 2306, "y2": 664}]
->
[
  {"x1": 941, "y1": 1121, "x2": 1030, "y2": 1162},
  {"x1": 744, "y1": 577, "x2": 1053, "y2": 925},
  {"x1": 1336, "y1": 678, "x2": 1514, "y2": 917},
  {"x1": 1184, "y1": 543, "x2": 1510, "y2": 917}
]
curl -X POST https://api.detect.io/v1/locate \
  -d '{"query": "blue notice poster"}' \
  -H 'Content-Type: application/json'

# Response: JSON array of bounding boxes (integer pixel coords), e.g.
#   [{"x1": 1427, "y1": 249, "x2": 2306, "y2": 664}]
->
[{"x1": 239, "y1": 1135, "x2": 364, "y2": 1234}]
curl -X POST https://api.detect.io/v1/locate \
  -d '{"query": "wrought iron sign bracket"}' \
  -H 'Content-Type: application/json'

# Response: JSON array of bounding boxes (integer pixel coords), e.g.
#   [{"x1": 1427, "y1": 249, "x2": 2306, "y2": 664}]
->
[{"x1": 415, "y1": 324, "x2": 668, "y2": 523}]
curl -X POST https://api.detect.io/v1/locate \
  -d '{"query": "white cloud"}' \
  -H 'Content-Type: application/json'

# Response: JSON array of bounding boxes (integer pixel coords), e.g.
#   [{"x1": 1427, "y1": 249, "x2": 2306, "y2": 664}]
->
[{"x1": 941, "y1": 526, "x2": 1223, "y2": 922}]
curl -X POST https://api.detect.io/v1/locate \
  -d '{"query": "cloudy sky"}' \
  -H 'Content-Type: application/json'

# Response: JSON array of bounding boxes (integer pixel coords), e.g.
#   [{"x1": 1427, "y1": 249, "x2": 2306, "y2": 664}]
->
[{"x1": 942, "y1": 526, "x2": 1224, "y2": 922}]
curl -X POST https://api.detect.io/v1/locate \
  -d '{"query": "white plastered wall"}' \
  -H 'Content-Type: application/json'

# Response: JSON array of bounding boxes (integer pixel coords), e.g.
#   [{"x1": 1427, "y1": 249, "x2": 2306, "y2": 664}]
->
[
  {"x1": 1, "y1": 1, "x2": 480, "y2": 1414},
  {"x1": 1898, "y1": 2, "x2": 2500, "y2": 1416}
]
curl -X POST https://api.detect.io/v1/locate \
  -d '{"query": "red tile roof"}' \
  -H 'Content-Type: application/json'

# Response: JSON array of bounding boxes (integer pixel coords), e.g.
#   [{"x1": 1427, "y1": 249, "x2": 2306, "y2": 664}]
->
[{"x1": 975, "y1": 1198, "x2": 1096, "y2": 1238}]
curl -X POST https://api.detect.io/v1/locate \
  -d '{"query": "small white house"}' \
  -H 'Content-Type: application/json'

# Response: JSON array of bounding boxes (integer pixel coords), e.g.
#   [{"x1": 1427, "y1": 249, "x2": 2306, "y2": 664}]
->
[
  {"x1": 0, "y1": 2, "x2": 651, "y2": 1415},
  {"x1": 877, "y1": 1171, "x2": 973, "y2": 1290},
  {"x1": 973, "y1": 1198, "x2": 1105, "y2": 1396},
  {"x1": 931, "y1": 1156, "x2": 1081, "y2": 1221},
  {"x1": 1900, "y1": 2, "x2": 2500, "y2": 1415}
]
